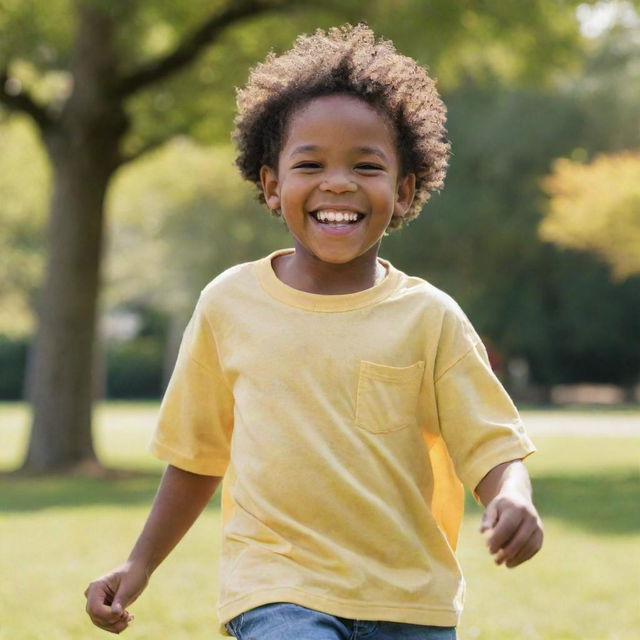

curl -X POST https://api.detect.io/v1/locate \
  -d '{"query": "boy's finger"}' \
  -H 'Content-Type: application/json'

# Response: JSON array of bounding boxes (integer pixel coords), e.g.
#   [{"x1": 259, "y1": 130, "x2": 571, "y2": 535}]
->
[
  {"x1": 111, "y1": 593, "x2": 137, "y2": 619},
  {"x1": 86, "y1": 584, "x2": 118, "y2": 624},
  {"x1": 92, "y1": 611, "x2": 133, "y2": 634},
  {"x1": 87, "y1": 605, "x2": 123, "y2": 628},
  {"x1": 486, "y1": 511, "x2": 520, "y2": 554},
  {"x1": 497, "y1": 519, "x2": 538, "y2": 563},
  {"x1": 103, "y1": 617, "x2": 131, "y2": 635},
  {"x1": 505, "y1": 528, "x2": 544, "y2": 568},
  {"x1": 86, "y1": 586, "x2": 132, "y2": 628},
  {"x1": 111, "y1": 600, "x2": 127, "y2": 618},
  {"x1": 479, "y1": 502, "x2": 498, "y2": 532}
]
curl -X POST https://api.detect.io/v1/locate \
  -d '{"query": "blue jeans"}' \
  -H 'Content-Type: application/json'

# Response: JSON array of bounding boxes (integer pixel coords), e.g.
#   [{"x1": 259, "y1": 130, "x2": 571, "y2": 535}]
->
[{"x1": 225, "y1": 602, "x2": 457, "y2": 639}]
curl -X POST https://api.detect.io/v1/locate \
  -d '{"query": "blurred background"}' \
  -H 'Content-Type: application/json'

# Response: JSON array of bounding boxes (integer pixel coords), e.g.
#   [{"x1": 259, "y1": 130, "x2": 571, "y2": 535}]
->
[{"x1": 0, "y1": 1, "x2": 638, "y2": 639}]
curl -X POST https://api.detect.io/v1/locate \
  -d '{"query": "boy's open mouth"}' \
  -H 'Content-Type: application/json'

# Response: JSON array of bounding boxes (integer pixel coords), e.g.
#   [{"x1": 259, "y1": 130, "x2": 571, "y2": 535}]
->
[{"x1": 309, "y1": 210, "x2": 366, "y2": 225}]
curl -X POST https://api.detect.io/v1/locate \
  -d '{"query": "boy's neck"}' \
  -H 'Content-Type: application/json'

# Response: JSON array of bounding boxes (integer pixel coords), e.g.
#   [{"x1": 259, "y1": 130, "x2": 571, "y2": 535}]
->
[{"x1": 273, "y1": 245, "x2": 385, "y2": 295}]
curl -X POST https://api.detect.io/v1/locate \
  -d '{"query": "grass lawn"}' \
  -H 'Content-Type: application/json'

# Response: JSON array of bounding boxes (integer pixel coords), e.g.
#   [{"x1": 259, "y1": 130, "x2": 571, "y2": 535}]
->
[{"x1": 1, "y1": 403, "x2": 638, "y2": 640}]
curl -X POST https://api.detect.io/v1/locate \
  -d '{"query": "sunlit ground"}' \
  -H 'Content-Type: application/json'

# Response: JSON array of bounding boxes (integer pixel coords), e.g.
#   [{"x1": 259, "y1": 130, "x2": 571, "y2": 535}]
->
[{"x1": 1, "y1": 403, "x2": 638, "y2": 639}]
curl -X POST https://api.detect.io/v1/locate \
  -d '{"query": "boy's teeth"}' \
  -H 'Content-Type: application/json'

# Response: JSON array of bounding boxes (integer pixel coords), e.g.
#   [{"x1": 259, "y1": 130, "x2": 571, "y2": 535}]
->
[{"x1": 315, "y1": 210, "x2": 360, "y2": 223}]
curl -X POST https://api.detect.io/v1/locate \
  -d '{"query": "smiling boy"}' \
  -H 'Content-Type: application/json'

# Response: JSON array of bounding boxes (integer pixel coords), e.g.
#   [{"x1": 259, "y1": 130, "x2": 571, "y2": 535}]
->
[
  {"x1": 260, "y1": 93, "x2": 415, "y2": 293},
  {"x1": 85, "y1": 25, "x2": 543, "y2": 639}
]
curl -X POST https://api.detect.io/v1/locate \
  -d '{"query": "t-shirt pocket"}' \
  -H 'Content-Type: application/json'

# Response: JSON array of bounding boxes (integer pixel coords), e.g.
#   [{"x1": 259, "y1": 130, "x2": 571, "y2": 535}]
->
[{"x1": 355, "y1": 360, "x2": 424, "y2": 434}]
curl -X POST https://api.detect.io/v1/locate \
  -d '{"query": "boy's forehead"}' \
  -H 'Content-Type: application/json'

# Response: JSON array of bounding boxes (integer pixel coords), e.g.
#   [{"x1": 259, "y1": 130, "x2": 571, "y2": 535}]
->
[
  {"x1": 282, "y1": 94, "x2": 398, "y2": 156},
  {"x1": 288, "y1": 143, "x2": 392, "y2": 163}
]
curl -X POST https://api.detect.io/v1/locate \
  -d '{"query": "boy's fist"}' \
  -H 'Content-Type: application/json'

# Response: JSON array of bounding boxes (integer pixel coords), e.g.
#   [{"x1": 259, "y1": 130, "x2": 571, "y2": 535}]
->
[
  {"x1": 85, "y1": 561, "x2": 148, "y2": 634},
  {"x1": 480, "y1": 493, "x2": 543, "y2": 568}
]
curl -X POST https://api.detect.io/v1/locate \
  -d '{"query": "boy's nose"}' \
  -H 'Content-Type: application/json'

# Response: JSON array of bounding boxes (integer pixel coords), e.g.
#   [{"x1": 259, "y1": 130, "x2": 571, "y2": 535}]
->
[{"x1": 320, "y1": 174, "x2": 357, "y2": 193}]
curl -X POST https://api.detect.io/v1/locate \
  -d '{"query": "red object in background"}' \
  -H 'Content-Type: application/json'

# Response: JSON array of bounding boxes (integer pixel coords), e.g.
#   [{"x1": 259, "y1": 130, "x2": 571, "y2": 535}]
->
[{"x1": 483, "y1": 337, "x2": 504, "y2": 376}]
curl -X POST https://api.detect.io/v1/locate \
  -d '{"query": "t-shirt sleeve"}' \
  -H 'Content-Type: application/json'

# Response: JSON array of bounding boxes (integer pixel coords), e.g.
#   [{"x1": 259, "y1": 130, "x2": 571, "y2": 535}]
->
[
  {"x1": 148, "y1": 295, "x2": 234, "y2": 476},
  {"x1": 434, "y1": 305, "x2": 535, "y2": 500}
]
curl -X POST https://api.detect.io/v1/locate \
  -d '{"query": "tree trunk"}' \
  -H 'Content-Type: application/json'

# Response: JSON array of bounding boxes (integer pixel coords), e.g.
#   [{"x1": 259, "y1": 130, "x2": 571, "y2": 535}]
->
[
  {"x1": 23, "y1": 153, "x2": 110, "y2": 471},
  {"x1": 21, "y1": 4, "x2": 126, "y2": 472},
  {"x1": 18, "y1": 0, "x2": 270, "y2": 472}
]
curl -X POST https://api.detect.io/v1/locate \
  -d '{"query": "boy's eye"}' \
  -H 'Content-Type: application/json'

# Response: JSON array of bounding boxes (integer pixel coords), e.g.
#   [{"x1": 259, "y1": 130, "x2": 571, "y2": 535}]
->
[
  {"x1": 293, "y1": 162, "x2": 321, "y2": 169},
  {"x1": 356, "y1": 164, "x2": 384, "y2": 171}
]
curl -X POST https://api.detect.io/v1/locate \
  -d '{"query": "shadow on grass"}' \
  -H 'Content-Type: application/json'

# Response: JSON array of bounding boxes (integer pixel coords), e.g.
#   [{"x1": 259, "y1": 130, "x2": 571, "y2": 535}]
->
[
  {"x1": 0, "y1": 472, "x2": 222, "y2": 512},
  {"x1": 467, "y1": 470, "x2": 640, "y2": 535},
  {"x1": 3, "y1": 469, "x2": 637, "y2": 535}
]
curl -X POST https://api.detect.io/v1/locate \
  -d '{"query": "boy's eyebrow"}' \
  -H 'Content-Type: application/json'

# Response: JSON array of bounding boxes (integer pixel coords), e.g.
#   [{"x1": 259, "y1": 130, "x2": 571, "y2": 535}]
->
[
  {"x1": 289, "y1": 144, "x2": 320, "y2": 157},
  {"x1": 289, "y1": 144, "x2": 389, "y2": 162},
  {"x1": 357, "y1": 146, "x2": 389, "y2": 162}
]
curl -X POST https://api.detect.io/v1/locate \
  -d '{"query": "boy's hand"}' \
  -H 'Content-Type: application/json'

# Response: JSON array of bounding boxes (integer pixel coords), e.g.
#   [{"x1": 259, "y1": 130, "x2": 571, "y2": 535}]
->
[
  {"x1": 480, "y1": 492, "x2": 543, "y2": 568},
  {"x1": 85, "y1": 561, "x2": 148, "y2": 634}
]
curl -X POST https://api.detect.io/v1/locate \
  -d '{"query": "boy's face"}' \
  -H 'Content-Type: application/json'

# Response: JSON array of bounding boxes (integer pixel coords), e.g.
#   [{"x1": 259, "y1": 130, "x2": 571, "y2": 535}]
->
[{"x1": 260, "y1": 94, "x2": 415, "y2": 267}]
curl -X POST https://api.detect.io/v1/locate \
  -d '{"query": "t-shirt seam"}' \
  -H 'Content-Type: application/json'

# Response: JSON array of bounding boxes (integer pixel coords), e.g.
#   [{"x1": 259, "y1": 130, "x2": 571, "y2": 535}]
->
[
  {"x1": 255, "y1": 284, "x2": 400, "y2": 314},
  {"x1": 254, "y1": 251, "x2": 402, "y2": 313},
  {"x1": 434, "y1": 338, "x2": 482, "y2": 383},
  {"x1": 189, "y1": 353, "x2": 216, "y2": 374},
  {"x1": 149, "y1": 438, "x2": 229, "y2": 472},
  {"x1": 195, "y1": 308, "x2": 233, "y2": 394}
]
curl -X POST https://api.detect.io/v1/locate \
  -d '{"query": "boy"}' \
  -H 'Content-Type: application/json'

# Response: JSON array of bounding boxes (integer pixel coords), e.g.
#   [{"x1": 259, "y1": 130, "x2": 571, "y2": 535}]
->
[{"x1": 85, "y1": 24, "x2": 543, "y2": 639}]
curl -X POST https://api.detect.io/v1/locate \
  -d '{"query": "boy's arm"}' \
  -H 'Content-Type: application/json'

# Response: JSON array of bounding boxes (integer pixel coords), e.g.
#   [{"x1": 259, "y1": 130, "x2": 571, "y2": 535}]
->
[
  {"x1": 474, "y1": 459, "x2": 543, "y2": 569},
  {"x1": 85, "y1": 464, "x2": 222, "y2": 634}
]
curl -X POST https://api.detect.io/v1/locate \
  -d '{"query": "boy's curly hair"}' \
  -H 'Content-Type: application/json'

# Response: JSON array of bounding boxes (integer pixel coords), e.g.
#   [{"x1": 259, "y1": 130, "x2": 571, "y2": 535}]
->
[{"x1": 233, "y1": 23, "x2": 450, "y2": 230}]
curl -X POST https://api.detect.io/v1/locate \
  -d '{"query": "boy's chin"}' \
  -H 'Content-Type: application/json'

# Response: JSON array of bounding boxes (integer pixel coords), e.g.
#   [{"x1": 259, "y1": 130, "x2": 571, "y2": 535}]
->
[
  {"x1": 291, "y1": 237, "x2": 382, "y2": 266},
  {"x1": 309, "y1": 247, "x2": 380, "y2": 267}
]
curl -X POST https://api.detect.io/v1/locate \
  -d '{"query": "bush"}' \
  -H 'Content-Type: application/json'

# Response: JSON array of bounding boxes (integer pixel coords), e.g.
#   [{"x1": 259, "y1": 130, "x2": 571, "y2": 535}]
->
[
  {"x1": 105, "y1": 337, "x2": 164, "y2": 399},
  {"x1": 0, "y1": 336, "x2": 29, "y2": 399}
]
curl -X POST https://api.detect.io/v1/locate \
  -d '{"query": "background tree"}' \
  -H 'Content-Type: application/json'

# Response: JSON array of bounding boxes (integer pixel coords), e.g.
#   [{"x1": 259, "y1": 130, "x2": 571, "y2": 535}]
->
[
  {"x1": 382, "y1": 17, "x2": 640, "y2": 390},
  {"x1": 104, "y1": 140, "x2": 289, "y2": 389},
  {"x1": 0, "y1": 116, "x2": 48, "y2": 337},
  {"x1": 0, "y1": 0, "x2": 596, "y2": 472},
  {"x1": 540, "y1": 151, "x2": 640, "y2": 280},
  {"x1": 1, "y1": 0, "x2": 312, "y2": 473}
]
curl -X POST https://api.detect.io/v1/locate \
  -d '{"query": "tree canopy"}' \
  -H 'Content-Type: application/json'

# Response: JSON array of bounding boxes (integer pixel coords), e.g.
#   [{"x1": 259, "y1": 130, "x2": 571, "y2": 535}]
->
[
  {"x1": 0, "y1": 115, "x2": 48, "y2": 336},
  {"x1": 1, "y1": 0, "x2": 638, "y2": 471},
  {"x1": 540, "y1": 151, "x2": 640, "y2": 280}
]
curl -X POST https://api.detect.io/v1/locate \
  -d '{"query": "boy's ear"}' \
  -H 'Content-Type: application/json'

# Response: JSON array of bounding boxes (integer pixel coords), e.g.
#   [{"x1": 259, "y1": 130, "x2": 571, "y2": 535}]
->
[
  {"x1": 393, "y1": 173, "x2": 416, "y2": 218},
  {"x1": 260, "y1": 165, "x2": 281, "y2": 211}
]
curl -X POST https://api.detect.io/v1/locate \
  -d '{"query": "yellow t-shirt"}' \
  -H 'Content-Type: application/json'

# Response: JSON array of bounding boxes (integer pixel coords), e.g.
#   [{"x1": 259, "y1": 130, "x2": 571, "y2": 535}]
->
[{"x1": 149, "y1": 248, "x2": 535, "y2": 635}]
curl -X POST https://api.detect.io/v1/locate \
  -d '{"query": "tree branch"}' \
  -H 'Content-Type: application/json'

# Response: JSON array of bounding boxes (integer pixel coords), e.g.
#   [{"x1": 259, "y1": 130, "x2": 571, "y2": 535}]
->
[
  {"x1": 117, "y1": 0, "x2": 293, "y2": 97},
  {"x1": 0, "y1": 66, "x2": 55, "y2": 131},
  {"x1": 117, "y1": 133, "x2": 177, "y2": 167}
]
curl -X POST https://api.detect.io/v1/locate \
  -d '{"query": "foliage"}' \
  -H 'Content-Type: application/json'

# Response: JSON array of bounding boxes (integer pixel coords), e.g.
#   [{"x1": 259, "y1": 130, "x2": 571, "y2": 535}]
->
[
  {"x1": 1, "y1": 1, "x2": 591, "y2": 153},
  {"x1": 0, "y1": 334, "x2": 168, "y2": 401},
  {"x1": 0, "y1": 115, "x2": 48, "y2": 336},
  {"x1": 106, "y1": 140, "x2": 289, "y2": 314},
  {"x1": 382, "y1": 84, "x2": 640, "y2": 385},
  {"x1": 0, "y1": 335, "x2": 28, "y2": 399},
  {"x1": 380, "y1": 24, "x2": 640, "y2": 386},
  {"x1": 565, "y1": 21, "x2": 640, "y2": 154},
  {"x1": 105, "y1": 337, "x2": 165, "y2": 399},
  {"x1": 0, "y1": 0, "x2": 637, "y2": 396},
  {"x1": 540, "y1": 150, "x2": 640, "y2": 279}
]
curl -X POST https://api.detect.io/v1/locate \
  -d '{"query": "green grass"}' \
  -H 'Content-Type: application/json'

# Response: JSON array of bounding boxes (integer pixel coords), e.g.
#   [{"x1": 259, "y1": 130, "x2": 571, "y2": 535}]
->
[{"x1": 1, "y1": 403, "x2": 639, "y2": 639}]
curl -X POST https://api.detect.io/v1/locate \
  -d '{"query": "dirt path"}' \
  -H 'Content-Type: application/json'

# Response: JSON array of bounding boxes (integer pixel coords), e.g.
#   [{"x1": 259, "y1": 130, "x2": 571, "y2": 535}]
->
[{"x1": 521, "y1": 410, "x2": 640, "y2": 437}]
